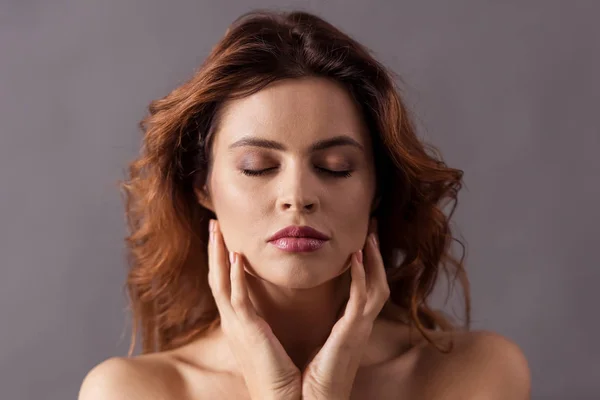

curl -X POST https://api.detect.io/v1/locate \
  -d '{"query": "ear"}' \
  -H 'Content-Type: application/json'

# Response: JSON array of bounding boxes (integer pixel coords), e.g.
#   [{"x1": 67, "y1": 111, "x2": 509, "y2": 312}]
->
[{"x1": 194, "y1": 185, "x2": 215, "y2": 213}]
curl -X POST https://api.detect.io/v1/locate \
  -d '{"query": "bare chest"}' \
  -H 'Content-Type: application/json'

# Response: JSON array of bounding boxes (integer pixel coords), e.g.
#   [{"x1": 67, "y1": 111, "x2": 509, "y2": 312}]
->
[
  {"x1": 183, "y1": 358, "x2": 414, "y2": 400},
  {"x1": 350, "y1": 356, "x2": 415, "y2": 400}
]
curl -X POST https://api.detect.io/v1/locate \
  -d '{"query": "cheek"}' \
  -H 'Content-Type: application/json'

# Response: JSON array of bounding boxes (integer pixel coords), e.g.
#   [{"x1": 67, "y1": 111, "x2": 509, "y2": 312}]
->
[
  {"x1": 330, "y1": 180, "x2": 374, "y2": 250},
  {"x1": 210, "y1": 173, "x2": 267, "y2": 251}
]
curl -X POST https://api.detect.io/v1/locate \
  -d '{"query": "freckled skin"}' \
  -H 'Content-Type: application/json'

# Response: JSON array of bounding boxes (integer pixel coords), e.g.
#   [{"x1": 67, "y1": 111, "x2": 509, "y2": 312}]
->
[
  {"x1": 78, "y1": 77, "x2": 531, "y2": 400},
  {"x1": 195, "y1": 76, "x2": 378, "y2": 369},
  {"x1": 206, "y1": 76, "x2": 377, "y2": 289}
]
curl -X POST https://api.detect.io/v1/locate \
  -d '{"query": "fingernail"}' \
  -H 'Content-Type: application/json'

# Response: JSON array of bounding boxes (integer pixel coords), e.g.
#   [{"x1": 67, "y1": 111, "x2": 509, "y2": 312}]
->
[
  {"x1": 229, "y1": 251, "x2": 235, "y2": 264},
  {"x1": 371, "y1": 233, "x2": 378, "y2": 248},
  {"x1": 370, "y1": 218, "x2": 377, "y2": 233},
  {"x1": 212, "y1": 221, "x2": 218, "y2": 243},
  {"x1": 357, "y1": 250, "x2": 363, "y2": 263}
]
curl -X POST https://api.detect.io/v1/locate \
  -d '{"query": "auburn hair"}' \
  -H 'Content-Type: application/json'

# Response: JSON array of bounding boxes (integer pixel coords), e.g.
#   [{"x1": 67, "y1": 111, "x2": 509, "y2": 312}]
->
[{"x1": 120, "y1": 8, "x2": 470, "y2": 356}]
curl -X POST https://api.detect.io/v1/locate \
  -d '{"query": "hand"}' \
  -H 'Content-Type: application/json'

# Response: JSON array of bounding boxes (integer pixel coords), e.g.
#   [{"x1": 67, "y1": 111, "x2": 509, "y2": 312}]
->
[
  {"x1": 301, "y1": 221, "x2": 390, "y2": 400},
  {"x1": 207, "y1": 220, "x2": 302, "y2": 400}
]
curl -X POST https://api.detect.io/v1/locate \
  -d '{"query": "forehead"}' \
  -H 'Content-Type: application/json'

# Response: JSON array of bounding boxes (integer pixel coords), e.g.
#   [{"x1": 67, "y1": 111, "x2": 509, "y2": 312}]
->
[{"x1": 212, "y1": 77, "x2": 370, "y2": 151}]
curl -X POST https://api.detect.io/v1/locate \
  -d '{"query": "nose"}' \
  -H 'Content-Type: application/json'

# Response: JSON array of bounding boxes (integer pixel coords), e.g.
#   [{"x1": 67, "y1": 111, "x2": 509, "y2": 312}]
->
[
  {"x1": 276, "y1": 165, "x2": 320, "y2": 214},
  {"x1": 279, "y1": 199, "x2": 316, "y2": 213}
]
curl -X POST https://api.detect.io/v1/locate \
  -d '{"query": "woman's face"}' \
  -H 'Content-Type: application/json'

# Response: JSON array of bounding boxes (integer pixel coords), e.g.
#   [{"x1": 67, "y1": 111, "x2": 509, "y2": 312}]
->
[{"x1": 198, "y1": 76, "x2": 377, "y2": 288}]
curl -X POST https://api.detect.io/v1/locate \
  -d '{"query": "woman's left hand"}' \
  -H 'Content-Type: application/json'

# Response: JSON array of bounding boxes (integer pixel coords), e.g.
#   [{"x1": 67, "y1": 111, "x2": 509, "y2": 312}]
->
[{"x1": 301, "y1": 226, "x2": 391, "y2": 400}]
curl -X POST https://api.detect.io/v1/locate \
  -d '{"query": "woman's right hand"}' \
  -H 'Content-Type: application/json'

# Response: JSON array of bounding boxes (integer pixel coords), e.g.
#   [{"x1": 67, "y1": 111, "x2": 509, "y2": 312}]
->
[{"x1": 207, "y1": 219, "x2": 302, "y2": 400}]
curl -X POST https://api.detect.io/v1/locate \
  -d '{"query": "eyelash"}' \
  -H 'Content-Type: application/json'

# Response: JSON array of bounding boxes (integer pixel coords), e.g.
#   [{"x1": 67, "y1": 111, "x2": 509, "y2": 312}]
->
[{"x1": 241, "y1": 167, "x2": 353, "y2": 178}]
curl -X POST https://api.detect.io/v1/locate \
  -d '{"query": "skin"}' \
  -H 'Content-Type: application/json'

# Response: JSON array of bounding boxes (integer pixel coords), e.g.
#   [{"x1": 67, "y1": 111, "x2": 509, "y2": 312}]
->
[
  {"x1": 197, "y1": 76, "x2": 379, "y2": 371},
  {"x1": 79, "y1": 77, "x2": 531, "y2": 399}
]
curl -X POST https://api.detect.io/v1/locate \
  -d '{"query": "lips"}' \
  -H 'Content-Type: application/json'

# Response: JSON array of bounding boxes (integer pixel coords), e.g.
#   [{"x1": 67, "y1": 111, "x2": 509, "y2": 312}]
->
[
  {"x1": 267, "y1": 225, "x2": 330, "y2": 241},
  {"x1": 267, "y1": 225, "x2": 330, "y2": 253}
]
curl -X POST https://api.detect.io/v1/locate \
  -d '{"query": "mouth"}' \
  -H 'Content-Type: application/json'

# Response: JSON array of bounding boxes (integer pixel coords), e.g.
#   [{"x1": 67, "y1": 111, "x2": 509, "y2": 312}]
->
[
  {"x1": 267, "y1": 225, "x2": 330, "y2": 253},
  {"x1": 268, "y1": 237, "x2": 327, "y2": 253}
]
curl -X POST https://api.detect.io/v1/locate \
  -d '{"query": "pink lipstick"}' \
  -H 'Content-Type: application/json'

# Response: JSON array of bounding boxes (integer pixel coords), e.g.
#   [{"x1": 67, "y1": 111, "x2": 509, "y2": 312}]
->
[{"x1": 267, "y1": 226, "x2": 330, "y2": 253}]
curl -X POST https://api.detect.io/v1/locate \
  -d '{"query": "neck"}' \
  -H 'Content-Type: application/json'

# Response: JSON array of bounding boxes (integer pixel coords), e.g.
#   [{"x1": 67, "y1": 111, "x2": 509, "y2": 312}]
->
[{"x1": 244, "y1": 268, "x2": 352, "y2": 369}]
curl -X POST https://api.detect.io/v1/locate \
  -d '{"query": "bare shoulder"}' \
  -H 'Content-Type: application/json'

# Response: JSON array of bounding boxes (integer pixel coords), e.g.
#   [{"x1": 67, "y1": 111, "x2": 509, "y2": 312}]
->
[
  {"x1": 412, "y1": 329, "x2": 531, "y2": 399},
  {"x1": 78, "y1": 354, "x2": 187, "y2": 400}
]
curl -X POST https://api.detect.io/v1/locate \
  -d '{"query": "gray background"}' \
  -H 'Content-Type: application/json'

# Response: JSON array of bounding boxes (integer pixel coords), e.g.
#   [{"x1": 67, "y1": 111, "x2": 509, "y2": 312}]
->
[{"x1": 1, "y1": 1, "x2": 598, "y2": 399}]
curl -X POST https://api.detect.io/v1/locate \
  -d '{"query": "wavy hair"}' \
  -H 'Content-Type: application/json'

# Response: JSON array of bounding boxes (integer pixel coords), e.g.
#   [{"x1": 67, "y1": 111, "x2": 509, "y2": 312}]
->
[{"x1": 120, "y1": 9, "x2": 469, "y2": 356}]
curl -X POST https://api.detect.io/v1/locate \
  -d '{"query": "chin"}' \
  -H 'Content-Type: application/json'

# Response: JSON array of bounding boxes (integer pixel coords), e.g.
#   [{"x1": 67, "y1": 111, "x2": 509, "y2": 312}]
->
[{"x1": 251, "y1": 258, "x2": 347, "y2": 289}]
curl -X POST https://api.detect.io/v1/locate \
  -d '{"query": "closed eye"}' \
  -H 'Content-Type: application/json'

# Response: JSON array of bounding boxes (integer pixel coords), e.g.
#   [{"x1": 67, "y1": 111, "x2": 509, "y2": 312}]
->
[
  {"x1": 240, "y1": 167, "x2": 352, "y2": 178},
  {"x1": 240, "y1": 168, "x2": 277, "y2": 177},
  {"x1": 316, "y1": 167, "x2": 352, "y2": 178}
]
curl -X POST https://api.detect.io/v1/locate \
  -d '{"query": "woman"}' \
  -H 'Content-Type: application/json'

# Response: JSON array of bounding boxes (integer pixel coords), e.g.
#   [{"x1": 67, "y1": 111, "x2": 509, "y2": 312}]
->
[{"x1": 80, "y1": 9, "x2": 530, "y2": 400}]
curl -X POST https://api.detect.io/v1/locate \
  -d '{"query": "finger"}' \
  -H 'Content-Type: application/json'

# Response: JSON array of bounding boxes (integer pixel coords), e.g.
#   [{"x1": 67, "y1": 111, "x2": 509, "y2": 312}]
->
[
  {"x1": 364, "y1": 233, "x2": 390, "y2": 317},
  {"x1": 208, "y1": 220, "x2": 233, "y2": 317},
  {"x1": 344, "y1": 250, "x2": 368, "y2": 322},
  {"x1": 363, "y1": 218, "x2": 381, "y2": 287},
  {"x1": 229, "y1": 251, "x2": 254, "y2": 321},
  {"x1": 206, "y1": 220, "x2": 218, "y2": 292},
  {"x1": 365, "y1": 233, "x2": 387, "y2": 290},
  {"x1": 368, "y1": 217, "x2": 378, "y2": 236}
]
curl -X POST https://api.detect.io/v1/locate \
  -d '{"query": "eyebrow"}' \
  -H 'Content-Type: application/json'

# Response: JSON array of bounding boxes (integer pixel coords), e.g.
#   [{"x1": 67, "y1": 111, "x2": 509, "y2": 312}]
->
[{"x1": 228, "y1": 135, "x2": 364, "y2": 152}]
